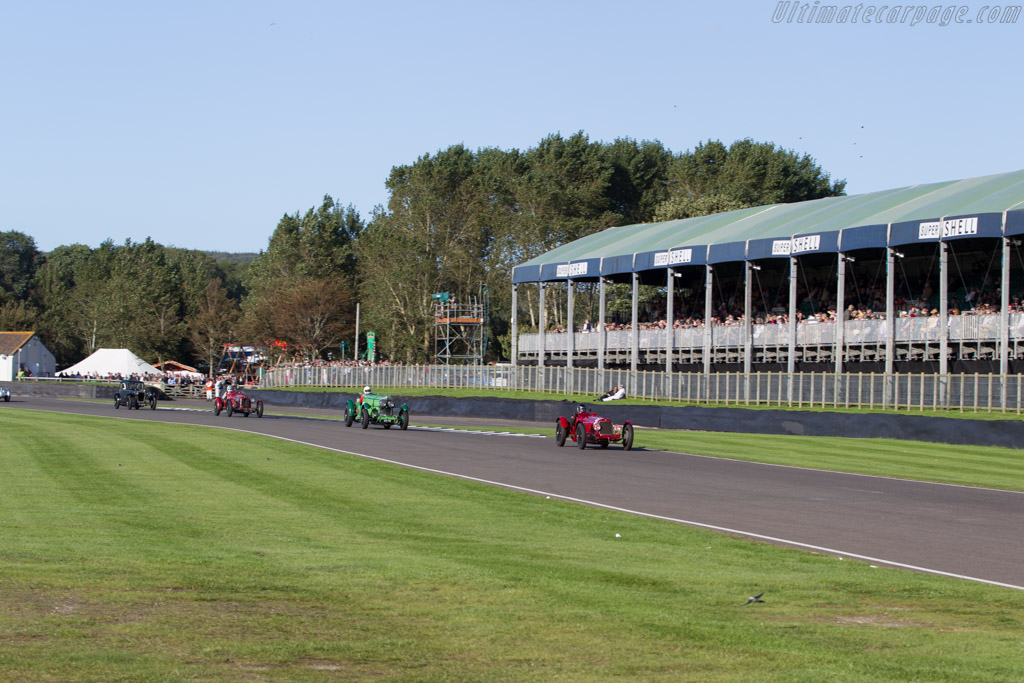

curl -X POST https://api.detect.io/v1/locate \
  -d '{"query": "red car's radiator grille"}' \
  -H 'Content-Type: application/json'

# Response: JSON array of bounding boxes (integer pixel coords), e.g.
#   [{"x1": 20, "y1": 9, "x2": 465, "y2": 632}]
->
[{"x1": 598, "y1": 420, "x2": 613, "y2": 435}]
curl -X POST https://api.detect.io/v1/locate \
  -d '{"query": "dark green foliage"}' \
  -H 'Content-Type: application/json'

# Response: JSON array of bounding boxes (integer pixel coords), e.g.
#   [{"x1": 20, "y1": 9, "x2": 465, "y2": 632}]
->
[{"x1": 12, "y1": 132, "x2": 843, "y2": 367}]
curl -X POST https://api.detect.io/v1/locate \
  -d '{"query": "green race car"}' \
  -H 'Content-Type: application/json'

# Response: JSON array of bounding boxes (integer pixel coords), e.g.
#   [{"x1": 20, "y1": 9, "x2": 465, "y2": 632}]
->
[{"x1": 345, "y1": 388, "x2": 409, "y2": 430}]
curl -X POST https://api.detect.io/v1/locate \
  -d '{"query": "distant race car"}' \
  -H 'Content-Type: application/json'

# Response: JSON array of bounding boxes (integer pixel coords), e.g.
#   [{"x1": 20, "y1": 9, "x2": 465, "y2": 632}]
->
[
  {"x1": 345, "y1": 389, "x2": 409, "y2": 430},
  {"x1": 114, "y1": 379, "x2": 158, "y2": 410},
  {"x1": 0, "y1": 386, "x2": 10, "y2": 402},
  {"x1": 556, "y1": 404, "x2": 634, "y2": 450},
  {"x1": 215, "y1": 388, "x2": 264, "y2": 417}
]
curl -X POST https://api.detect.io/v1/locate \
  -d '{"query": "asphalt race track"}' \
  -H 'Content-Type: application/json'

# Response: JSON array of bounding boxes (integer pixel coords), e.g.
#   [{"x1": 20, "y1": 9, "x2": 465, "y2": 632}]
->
[{"x1": 8, "y1": 395, "x2": 1024, "y2": 591}]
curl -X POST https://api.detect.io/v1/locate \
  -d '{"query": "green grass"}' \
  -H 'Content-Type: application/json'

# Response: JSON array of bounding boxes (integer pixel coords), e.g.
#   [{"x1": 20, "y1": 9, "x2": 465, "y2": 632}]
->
[{"x1": 2, "y1": 409, "x2": 1024, "y2": 681}]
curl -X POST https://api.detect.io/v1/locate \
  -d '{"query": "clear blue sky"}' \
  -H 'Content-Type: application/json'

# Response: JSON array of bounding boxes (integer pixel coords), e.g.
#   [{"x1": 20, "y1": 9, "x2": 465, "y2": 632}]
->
[{"x1": 2, "y1": 0, "x2": 1022, "y2": 253}]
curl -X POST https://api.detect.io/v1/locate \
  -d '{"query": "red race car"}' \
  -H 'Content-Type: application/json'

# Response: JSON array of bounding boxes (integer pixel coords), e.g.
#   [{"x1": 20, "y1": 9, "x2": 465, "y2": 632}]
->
[
  {"x1": 215, "y1": 388, "x2": 264, "y2": 418},
  {"x1": 556, "y1": 404, "x2": 634, "y2": 450}
]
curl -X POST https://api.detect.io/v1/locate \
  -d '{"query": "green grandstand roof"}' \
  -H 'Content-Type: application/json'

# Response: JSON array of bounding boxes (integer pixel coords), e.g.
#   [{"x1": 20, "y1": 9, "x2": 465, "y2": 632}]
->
[{"x1": 513, "y1": 168, "x2": 1024, "y2": 282}]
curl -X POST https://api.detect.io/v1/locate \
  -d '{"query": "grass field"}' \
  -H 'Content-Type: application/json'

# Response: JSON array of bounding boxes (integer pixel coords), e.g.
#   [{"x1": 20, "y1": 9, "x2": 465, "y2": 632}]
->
[{"x1": 2, "y1": 408, "x2": 1024, "y2": 681}]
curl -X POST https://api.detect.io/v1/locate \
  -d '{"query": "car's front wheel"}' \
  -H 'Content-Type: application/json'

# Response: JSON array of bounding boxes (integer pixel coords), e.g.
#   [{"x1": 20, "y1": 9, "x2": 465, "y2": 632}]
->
[
  {"x1": 114, "y1": 397, "x2": 120, "y2": 409},
  {"x1": 149, "y1": 396, "x2": 157, "y2": 410},
  {"x1": 361, "y1": 409, "x2": 370, "y2": 429},
  {"x1": 226, "y1": 402, "x2": 234, "y2": 417},
  {"x1": 576, "y1": 423, "x2": 587, "y2": 450}
]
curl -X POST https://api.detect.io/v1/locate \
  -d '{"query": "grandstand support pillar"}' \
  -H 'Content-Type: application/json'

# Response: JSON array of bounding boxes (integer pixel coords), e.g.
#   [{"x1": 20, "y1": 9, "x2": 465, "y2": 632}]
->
[
  {"x1": 630, "y1": 272, "x2": 639, "y2": 375},
  {"x1": 939, "y1": 240, "x2": 949, "y2": 407},
  {"x1": 665, "y1": 268, "x2": 675, "y2": 396},
  {"x1": 836, "y1": 253, "x2": 846, "y2": 376},
  {"x1": 1000, "y1": 235, "x2": 1011, "y2": 406},
  {"x1": 743, "y1": 261, "x2": 752, "y2": 375},
  {"x1": 598, "y1": 277, "x2": 607, "y2": 386},
  {"x1": 538, "y1": 283, "x2": 546, "y2": 374},
  {"x1": 703, "y1": 265, "x2": 713, "y2": 380},
  {"x1": 787, "y1": 256, "x2": 797, "y2": 403},
  {"x1": 566, "y1": 279, "x2": 575, "y2": 394},
  {"x1": 885, "y1": 247, "x2": 896, "y2": 406},
  {"x1": 511, "y1": 284, "x2": 518, "y2": 370}
]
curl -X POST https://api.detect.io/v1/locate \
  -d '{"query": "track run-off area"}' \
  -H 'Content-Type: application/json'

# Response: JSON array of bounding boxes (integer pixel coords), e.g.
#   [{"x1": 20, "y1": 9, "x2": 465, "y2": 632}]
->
[{"x1": 8, "y1": 395, "x2": 1024, "y2": 591}]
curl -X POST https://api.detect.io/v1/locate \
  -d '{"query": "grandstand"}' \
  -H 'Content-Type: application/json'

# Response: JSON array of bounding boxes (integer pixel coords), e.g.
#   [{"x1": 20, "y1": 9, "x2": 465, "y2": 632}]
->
[{"x1": 510, "y1": 169, "x2": 1024, "y2": 388}]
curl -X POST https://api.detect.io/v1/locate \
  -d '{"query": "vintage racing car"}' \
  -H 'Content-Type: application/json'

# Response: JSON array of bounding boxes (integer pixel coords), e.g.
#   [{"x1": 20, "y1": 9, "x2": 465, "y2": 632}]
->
[
  {"x1": 0, "y1": 386, "x2": 10, "y2": 402},
  {"x1": 555, "y1": 404, "x2": 634, "y2": 450},
  {"x1": 345, "y1": 388, "x2": 409, "y2": 430},
  {"x1": 215, "y1": 388, "x2": 264, "y2": 417},
  {"x1": 114, "y1": 379, "x2": 159, "y2": 410}
]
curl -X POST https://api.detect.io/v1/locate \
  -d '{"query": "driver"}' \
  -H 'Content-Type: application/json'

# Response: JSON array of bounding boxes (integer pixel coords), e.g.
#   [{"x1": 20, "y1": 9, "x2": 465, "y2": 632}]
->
[
  {"x1": 359, "y1": 386, "x2": 372, "y2": 405},
  {"x1": 576, "y1": 403, "x2": 586, "y2": 414}
]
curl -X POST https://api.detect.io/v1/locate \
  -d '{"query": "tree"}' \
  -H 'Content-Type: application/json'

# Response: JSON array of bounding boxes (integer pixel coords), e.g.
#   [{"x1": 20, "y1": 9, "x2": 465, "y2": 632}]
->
[
  {"x1": 357, "y1": 146, "x2": 490, "y2": 362},
  {"x1": 268, "y1": 276, "x2": 353, "y2": 359},
  {"x1": 188, "y1": 278, "x2": 239, "y2": 374},
  {"x1": 0, "y1": 230, "x2": 40, "y2": 302},
  {"x1": 654, "y1": 139, "x2": 845, "y2": 221}
]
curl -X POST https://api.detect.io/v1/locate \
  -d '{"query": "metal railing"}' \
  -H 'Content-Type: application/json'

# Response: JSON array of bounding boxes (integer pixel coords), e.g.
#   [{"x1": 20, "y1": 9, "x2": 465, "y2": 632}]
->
[
  {"x1": 260, "y1": 364, "x2": 1024, "y2": 413},
  {"x1": 517, "y1": 312, "x2": 1015, "y2": 353}
]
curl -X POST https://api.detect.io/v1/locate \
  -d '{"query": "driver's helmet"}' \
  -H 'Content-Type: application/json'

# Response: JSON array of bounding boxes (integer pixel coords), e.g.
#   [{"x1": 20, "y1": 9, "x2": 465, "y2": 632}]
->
[
  {"x1": 363, "y1": 386, "x2": 372, "y2": 394},
  {"x1": 576, "y1": 403, "x2": 586, "y2": 414}
]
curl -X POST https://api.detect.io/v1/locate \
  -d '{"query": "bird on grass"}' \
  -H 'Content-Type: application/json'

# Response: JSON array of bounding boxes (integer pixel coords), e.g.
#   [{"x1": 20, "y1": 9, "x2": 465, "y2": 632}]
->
[{"x1": 743, "y1": 592, "x2": 765, "y2": 606}]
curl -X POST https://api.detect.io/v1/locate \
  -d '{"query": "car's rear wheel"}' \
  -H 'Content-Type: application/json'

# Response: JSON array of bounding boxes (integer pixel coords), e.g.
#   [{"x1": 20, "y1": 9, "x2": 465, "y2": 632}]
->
[
  {"x1": 400, "y1": 410, "x2": 409, "y2": 430},
  {"x1": 622, "y1": 424, "x2": 634, "y2": 451},
  {"x1": 361, "y1": 409, "x2": 370, "y2": 429},
  {"x1": 575, "y1": 423, "x2": 587, "y2": 450},
  {"x1": 555, "y1": 421, "x2": 567, "y2": 447},
  {"x1": 256, "y1": 401, "x2": 264, "y2": 418},
  {"x1": 344, "y1": 406, "x2": 354, "y2": 427}
]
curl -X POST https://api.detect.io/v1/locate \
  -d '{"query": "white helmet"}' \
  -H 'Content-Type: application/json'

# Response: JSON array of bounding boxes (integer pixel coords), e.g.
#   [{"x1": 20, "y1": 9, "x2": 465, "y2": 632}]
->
[{"x1": 363, "y1": 386, "x2": 372, "y2": 394}]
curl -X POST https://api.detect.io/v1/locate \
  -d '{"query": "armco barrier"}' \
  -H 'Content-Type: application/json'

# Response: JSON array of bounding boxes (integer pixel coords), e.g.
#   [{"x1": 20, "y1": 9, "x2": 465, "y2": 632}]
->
[{"x1": 246, "y1": 389, "x2": 1024, "y2": 450}]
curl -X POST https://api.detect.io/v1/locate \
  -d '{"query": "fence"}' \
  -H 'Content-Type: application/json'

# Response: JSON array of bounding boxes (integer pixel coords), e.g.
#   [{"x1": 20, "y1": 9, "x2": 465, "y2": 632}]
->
[{"x1": 260, "y1": 364, "x2": 1024, "y2": 413}]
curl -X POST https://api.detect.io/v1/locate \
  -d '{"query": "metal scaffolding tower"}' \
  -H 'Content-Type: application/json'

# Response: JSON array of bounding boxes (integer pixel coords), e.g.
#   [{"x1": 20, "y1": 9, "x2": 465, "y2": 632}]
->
[{"x1": 434, "y1": 287, "x2": 488, "y2": 364}]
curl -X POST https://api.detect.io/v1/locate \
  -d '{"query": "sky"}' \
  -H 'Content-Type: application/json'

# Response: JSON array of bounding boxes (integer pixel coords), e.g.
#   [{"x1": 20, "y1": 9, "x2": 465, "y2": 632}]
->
[{"x1": 2, "y1": 0, "x2": 1022, "y2": 254}]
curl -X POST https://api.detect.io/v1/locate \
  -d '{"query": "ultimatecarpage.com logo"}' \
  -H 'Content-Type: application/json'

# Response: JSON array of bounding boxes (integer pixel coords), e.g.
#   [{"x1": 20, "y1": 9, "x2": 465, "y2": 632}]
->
[{"x1": 771, "y1": 2, "x2": 1021, "y2": 26}]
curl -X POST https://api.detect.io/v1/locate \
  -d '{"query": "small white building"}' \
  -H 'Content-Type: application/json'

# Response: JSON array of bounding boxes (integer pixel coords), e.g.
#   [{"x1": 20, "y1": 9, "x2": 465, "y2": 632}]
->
[{"x1": 0, "y1": 331, "x2": 57, "y2": 381}]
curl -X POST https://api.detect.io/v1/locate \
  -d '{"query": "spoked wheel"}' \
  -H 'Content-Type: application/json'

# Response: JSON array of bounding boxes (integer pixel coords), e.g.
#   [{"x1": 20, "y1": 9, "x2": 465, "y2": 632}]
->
[
  {"x1": 344, "y1": 406, "x2": 354, "y2": 427},
  {"x1": 361, "y1": 409, "x2": 370, "y2": 429},
  {"x1": 226, "y1": 403, "x2": 234, "y2": 417},
  {"x1": 555, "y1": 421, "x2": 567, "y2": 447},
  {"x1": 400, "y1": 410, "x2": 409, "y2": 431},
  {"x1": 575, "y1": 423, "x2": 587, "y2": 450},
  {"x1": 256, "y1": 401, "x2": 264, "y2": 418},
  {"x1": 622, "y1": 424, "x2": 634, "y2": 451}
]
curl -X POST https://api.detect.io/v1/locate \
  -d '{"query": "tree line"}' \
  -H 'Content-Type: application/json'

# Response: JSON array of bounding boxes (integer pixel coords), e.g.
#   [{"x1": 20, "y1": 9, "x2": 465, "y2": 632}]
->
[{"x1": 0, "y1": 133, "x2": 845, "y2": 370}]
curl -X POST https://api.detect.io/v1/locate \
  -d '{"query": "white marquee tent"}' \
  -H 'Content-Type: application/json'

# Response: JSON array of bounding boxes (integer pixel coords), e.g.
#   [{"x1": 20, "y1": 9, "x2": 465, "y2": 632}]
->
[{"x1": 59, "y1": 348, "x2": 162, "y2": 378}]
